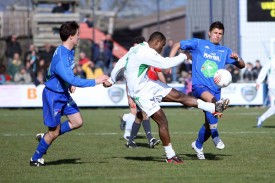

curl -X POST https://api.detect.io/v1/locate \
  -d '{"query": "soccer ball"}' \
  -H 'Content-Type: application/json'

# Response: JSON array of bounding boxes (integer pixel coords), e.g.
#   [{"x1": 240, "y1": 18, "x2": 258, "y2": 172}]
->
[{"x1": 213, "y1": 69, "x2": 232, "y2": 88}]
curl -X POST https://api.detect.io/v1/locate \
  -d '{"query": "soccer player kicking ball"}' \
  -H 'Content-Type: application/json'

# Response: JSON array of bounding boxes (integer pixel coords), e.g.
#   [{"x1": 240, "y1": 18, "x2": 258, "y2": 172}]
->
[
  {"x1": 29, "y1": 21, "x2": 109, "y2": 166},
  {"x1": 169, "y1": 21, "x2": 245, "y2": 160},
  {"x1": 103, "y1": 31, "x2": 229, "y2": 164}
]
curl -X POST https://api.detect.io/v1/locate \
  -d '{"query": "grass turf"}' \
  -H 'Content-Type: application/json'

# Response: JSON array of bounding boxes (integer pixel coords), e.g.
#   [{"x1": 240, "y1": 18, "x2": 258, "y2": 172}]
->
[{"x1": 0, "y1": 107, "x2": 275, "y2": 183}]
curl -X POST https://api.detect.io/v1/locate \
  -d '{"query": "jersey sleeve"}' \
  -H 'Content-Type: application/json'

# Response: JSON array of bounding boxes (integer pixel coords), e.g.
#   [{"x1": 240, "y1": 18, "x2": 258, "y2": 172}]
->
[
  {"x1": 55, "y1": 53, "x2": 96, "y2": 87},
  {"x1": 110, "y1": 51, "x2": 128, "y2": 84},
  {"x1": 180, "y1": 38, "x2": 199, "y2": 51},
  {"x1": 140, "y1": 48, "x2": 187, "y2": 69}
]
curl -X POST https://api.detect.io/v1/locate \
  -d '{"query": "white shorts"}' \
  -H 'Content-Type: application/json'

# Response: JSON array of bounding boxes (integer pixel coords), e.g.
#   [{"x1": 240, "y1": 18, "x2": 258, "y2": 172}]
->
[
  {"x1": 131, "y1": 80, "x2": 172, "y2": 117},
  {"x1": 269, "y1": 88, "x2": 275, "y2": 107}
]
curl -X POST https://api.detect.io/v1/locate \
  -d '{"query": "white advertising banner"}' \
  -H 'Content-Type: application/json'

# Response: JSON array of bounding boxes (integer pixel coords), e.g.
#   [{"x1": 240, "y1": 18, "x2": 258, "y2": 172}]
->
[{"x1": 0, "y1": 83, "x2": 264, "y2": 108}]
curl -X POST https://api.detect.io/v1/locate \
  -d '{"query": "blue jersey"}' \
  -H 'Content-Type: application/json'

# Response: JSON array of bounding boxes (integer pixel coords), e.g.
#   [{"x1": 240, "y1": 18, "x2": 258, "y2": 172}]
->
[
  {"x1": 45, "y1": 45, "x2": 95, "y2": 93},
  {"x1": 180, "y1": 38, "x2": 238, "y2": 92}
]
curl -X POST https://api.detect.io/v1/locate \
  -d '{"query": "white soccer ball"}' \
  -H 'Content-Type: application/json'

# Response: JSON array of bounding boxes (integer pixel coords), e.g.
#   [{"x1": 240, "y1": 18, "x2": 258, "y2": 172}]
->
[{"x1": 213, "y1": 69, "x2": 232, "y2": 88}]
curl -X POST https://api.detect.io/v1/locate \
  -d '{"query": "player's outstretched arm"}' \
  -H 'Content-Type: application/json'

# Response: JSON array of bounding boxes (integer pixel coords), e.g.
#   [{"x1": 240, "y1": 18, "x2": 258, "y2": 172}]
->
[{"x1": 95, "y1": 75, "x2": 109, "y2": 85}]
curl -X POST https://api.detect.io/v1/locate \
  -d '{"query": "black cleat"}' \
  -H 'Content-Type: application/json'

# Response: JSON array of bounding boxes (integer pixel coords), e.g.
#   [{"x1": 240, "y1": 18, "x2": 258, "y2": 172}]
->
[
  {"x1": 30, "y1": 158, "x2": 45, "y2": 166},
  {"x1": 119, "y1": 116, "x2": 126, "y2": 131},
  {"x1": 126, "y1": 141, "x2": 137, "y2": 148},
  {"x1": 148, "y1": 138, "x2": 160, "y2": 148}
]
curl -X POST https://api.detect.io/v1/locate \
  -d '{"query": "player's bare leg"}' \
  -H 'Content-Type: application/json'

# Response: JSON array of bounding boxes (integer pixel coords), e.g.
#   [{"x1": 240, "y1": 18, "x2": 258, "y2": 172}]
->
[{"x1": 151, "y1": 109, "x2": 183, "y2": 164}]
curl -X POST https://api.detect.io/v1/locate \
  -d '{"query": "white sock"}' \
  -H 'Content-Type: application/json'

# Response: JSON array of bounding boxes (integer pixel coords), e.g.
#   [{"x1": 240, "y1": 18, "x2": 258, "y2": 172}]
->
[
  {"x1": 125, "y1": 113, "x2": 135, "y2": 131},
  {"x1": 164, "y1": 144, "x2": 176, "y2": 159},
  {"x1": 197, "y1": 99, "x2": 215, "y2": 113}
]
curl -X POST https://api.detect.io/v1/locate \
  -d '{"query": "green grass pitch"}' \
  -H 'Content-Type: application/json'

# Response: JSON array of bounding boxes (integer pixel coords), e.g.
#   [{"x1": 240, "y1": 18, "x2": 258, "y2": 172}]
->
[{"x1": 0, "y1": 107, "x2": 275, "y2": 183}]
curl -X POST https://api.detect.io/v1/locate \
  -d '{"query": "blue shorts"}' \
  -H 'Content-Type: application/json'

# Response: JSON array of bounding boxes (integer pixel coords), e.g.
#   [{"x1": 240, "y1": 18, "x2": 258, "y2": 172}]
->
[
  {"x1": 192, "y1": 84, "x2": 221, "y2": 124},
  {"x1": 192, "y1": 84, "x2": 221, "y2": 101},
  {"x1": 42, "y1": 87, "x2": 79, "y2": 128}
]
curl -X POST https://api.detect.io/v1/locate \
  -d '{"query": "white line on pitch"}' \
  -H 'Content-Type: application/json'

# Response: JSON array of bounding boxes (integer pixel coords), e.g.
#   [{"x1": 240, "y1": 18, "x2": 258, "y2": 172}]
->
[{"x1": 1, "y1": 131, "x2": 275, "y2": 137}]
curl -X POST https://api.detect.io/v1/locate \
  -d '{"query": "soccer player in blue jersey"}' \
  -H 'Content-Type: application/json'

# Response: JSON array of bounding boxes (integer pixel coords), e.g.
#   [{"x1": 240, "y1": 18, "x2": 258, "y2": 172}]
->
[
  {"x1": 30, "y1": 21, "x2": 109, "y2": 166},
  {"x1": 169, "y1": 21, "x2": 245, "y2": 160}
]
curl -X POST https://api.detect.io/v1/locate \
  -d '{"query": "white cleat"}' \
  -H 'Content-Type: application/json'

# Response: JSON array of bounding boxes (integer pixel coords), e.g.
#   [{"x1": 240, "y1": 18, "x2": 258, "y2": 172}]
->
[
  {"x1": 215, "y1": 140, "x2": 225, "y2": 150},
  {"x1": 191, "y1": 141, "x2": 205, "y2": 160},
  {"x1": 257, "y1": 117, "x2": 263, "y2": 128}
]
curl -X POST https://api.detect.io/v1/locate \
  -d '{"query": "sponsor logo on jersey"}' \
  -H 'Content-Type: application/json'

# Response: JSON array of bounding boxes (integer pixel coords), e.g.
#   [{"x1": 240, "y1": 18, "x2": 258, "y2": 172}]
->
[{"x1": 203, "y1": 52, "x2": 221, "y2": 61}]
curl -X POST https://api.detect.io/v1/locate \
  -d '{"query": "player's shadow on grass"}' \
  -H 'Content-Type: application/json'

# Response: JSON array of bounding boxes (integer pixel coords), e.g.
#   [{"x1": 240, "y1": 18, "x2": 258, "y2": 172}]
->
[
  {"x1": 46, "y1": 158, "x2": 84, "y2": 165},
  {"x1": 124, "y1": 156, "x2": 165, "y2": 163},
  {"x1": 183, "y1": 153, "x2": 231, "y2": 160},
  {"x1": 255, "y1": 125, "x2": 275, "y2": 128}
]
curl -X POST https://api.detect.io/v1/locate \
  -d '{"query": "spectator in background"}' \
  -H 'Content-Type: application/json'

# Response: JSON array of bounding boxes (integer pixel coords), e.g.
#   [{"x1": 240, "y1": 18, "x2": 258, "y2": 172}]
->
[
  {"x1": 82, "y1": 61, "x2": 104, "y2": 79},
  {"x1": 0, "y1": 63, "x2": 6, "y2": 84},
  {"x1": 84, "y1": 14, "x2": 93, "y2": 28},
  {"x1": 24, "y1": 44, "x2": 37, "y2": 65},
  {"x1": 33, "y1": 70, "x2": 45, "y2": 86},
  {"x1": 26, "y1": 50, "x2": 39, "y2": 77},
  {"x1": 227, "y1": 65, "x2": 241, "y2": 83},
  {"x1": 14, "y1": 66, "x2": 32, "y2": 84},
  {"x1": 163, "y1": 39, "x2": 178, "y2": 82},
  {"x1": 78, "y1": 51, "x2": 104, "y2": 79},
  {"x1": 36, "y1": 59, "x2": 48, "y2": 81},
  {"x1": 253, "y1": 59, "x2": 262, "y2": 80},
  {"x1": 7, "y1": 53, "x2": 22, "y2": 81},
  {"x1": 5, "y1": 34, "x2": 22, "y2": 67},
  {"x1": 39, "y1": 43, "x2": 54, "y2": 69},
  {"x1": 74, "y1": 64, "x2": 85, "y2": 79},
  {"x1": 243, "y1": 62, "x2": 254, "y2": 82},
  {"x1": 92, "y1": 40, "x2": 106, "y2": 71},
  {"x1": 25, "y1": 61, "x2": 36, "y2": 82},
  {"x1": 104, "y1": 34, "x2": 114, "y2": 72},
  {"x1": 52, "y1": 2, "x2": 65, "y2": 13}
]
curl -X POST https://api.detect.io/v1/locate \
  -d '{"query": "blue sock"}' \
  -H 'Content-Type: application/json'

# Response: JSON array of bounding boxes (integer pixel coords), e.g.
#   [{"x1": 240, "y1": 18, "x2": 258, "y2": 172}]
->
[
  {"x1": 32, "y1": 138, "x2": 49, "y2": 160},
  {"x1": 59, "y1": 121, "x2": 72, "y2": 135},
  {"x1": 196, "y1": 125, "x2": 211, "y2": 149},
  {"x1": 211, "y1": 128, "x2": 219, "y2": 139}
]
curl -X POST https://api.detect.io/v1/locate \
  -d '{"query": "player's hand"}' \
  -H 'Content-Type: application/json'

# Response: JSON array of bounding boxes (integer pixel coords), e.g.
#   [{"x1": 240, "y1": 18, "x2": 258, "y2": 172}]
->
[
  {"x1": 95, "y1": 75, "x2": 109, "y2": 84},
  {"x1": 69, "y1": 86, "x2": 76, "y2": 93},
  {"x1": 103, "y1": 80, "x2": 112, "y2": 88},
  {"x1": 256, "y1": 83, "x2": 260, "y2": 90},
  {"x1": 230, "y1": 52, "x2": 239, "y2": 61}
]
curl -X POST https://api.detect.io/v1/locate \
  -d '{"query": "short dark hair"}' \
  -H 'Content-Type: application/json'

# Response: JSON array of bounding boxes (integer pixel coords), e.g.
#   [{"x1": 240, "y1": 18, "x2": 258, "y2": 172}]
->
[
  {"x1": 59, "y1": 21, "x2": 79, "y2": 41},
  {"x1": 132, "y1": 36, "x2": 145, "y2": 45},
  {"x1": 148, "y1": 31, "x2": 166, "y2": 42},
  {"x1": 209, "y1": 21, "x2": 224, "y2": 33}
]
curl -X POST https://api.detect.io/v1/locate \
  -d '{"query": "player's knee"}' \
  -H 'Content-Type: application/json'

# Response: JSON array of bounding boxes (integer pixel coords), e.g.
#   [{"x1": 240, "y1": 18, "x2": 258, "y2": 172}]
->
[{"x1": 209, "y1": 123, "x2": 218, "y2": 129}]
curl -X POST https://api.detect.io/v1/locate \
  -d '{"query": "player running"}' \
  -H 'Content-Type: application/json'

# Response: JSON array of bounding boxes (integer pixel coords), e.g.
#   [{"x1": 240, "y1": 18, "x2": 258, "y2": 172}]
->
[{"x1": 29, "y1": 21, "x2": 109, "y2": 166}]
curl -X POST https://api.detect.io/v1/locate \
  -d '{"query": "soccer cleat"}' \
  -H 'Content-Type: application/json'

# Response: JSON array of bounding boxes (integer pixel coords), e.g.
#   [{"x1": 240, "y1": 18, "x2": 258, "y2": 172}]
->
[
  {"x1": 166, "y1": 155, "x2": 184, "y2": 164},
  {"x1": 30, "y1": 158, "x2": 45, "y2": 166},
  {"x1": 214, "y1": 139, "x2": 225, "y2": 150},
  {"x1": 257, "y1": 117, "x2": 263, "y2": 128},
  {"x1": 148, "y1": 138, "x2": 161, "y2": 148},
  {"x1": 191, "y1": 141, "x2": 205, "y2": 160},
  {"x1": 119, "y1": 116, "x2": 126, "y2": 131},
  {"x1": 126, "y1": 141, "x2": 137, "y2": 148},
  {"x1": 36, "y1": 133, "x2": 44, "y2": 142},
  {"x1": 214, "y1": 98, "x2": 230, "y2": 118}
]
